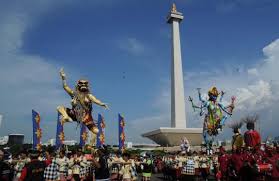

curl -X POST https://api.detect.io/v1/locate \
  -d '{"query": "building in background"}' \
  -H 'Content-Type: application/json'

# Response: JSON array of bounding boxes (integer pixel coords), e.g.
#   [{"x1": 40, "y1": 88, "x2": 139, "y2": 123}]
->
[
  {"x1": 7, "y1": 134, "x2": 24, "y2": 145},
  {"x1": 43, "y1": 138, "x2": 56, "y2": 146},
  {"x1": 131, "y1": 143, "x2": 161, "y2": 151},
  {"x1": 63, "y1": 140, "x2": 78, "y2": 146}
]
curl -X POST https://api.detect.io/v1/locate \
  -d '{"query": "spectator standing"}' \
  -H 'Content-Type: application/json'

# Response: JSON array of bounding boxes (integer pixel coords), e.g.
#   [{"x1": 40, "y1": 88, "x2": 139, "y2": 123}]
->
[
  {"x1": 218, "y1": 147, "x2": 229, "y2": 180},
  {"x1": 44, "y1": 150, "x2": 59, "y2": 181},
  {"x1": 56, "y1": 150, "x2": 70, "y2": 181},
  {"x1": 19, "y1": 149, "x2": 48, "y2": 181},
  {"x1": 93, "y1": 147, "x2": 110, "y2": 181},
  {"x1": 0, "y1": 149, "x2": 12, "y2": 181},
  {"x1": 119, "y1": 153, "x2": 133, "y2": 181},
  {"x1": 141, "y1": 154, "x2": 152, "y2": 181},
  {"x1": 14, "y1": 151, "x2": 30, "y2": 180},
  {"x1": 243, "y1": 115, "x2": 261, "y2": 149}
]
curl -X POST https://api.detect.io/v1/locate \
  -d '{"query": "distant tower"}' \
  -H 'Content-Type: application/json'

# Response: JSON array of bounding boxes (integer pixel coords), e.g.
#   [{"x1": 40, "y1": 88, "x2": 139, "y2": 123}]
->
[
  {"x1": 167, "y1": 3, "x2": 186, "y2": 128},
  {"x1": 0, "y1": 115, "x2": 2, "y2": 128},
  {"x1": 142, "y1": 4, "x2": 203, "y2": 147}
]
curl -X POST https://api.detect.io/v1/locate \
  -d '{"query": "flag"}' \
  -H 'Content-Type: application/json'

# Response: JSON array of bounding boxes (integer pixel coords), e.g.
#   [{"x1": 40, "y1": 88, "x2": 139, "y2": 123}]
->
[
  {"x1": 32, "y1": 110, "x2": 42, "y2": 151},
  {"x1": 118, "y1": 114, "x2": 125, "y2": 153},
  {"x1": 56, "y1": 112, "x2": 64, "y2": 149},
  {"x1": 96, "y1": 114, "x2": 106, "y2": 148},
  {"x1": 80, "y1": 123, "x2": 87, "y2": 147}
]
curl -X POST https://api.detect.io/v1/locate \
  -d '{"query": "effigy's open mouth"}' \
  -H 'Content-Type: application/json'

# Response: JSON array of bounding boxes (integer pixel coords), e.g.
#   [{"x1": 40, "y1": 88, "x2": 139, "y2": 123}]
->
[{"x1": 79, "y1": 86, "x2": 89, "y2": 92}]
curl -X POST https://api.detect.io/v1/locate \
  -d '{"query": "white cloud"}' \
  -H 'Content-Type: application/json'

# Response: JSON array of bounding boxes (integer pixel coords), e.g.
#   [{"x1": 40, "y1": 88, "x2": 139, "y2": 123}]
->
[
  {"x1": 118, "y1": 38, "x2": 145, "y2": 55},
  {"x1": 236, "y1": 80, "x2": 272, "y2": 110},
  {"x1": 0, "y1": 1, "x2": 74, "y2": 141},
  {"x1": 263, "y1": 39, "x2": 279, "y2": 59},
  {"x1": 127, "y1": 114, "x2": 170, "y2": 143},
  {"x1": 247, "y1": 68, "x2": 259, "y2": 76}
]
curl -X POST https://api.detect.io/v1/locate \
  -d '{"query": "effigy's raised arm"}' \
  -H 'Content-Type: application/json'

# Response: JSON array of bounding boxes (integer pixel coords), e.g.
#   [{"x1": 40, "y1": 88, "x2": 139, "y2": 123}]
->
[
  {"x1": 218, "y1": 96, "x2": 236, "y2": 116},
  {"x1": 59, "y1": 68, "x2": 74, "y2": 97},
  {"x1": 197, "y1": 88, "x2": 207, "y2": 104},
  {"x1": 219, "y1": 91, "x2": 225, "y2": 102},
  {"x1": 188, "y1": 96, "x2": 200, "y2": 112}
]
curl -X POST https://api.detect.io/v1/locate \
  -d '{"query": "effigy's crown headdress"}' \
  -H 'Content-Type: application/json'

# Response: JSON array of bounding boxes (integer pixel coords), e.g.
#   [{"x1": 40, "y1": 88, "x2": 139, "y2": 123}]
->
[{"x1": 208, "y1": 86, "x2": 219, "y2": 96}]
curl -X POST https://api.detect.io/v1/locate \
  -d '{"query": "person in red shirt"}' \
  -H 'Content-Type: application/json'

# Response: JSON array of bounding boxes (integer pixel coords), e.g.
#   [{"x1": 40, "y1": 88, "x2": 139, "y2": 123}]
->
[
  {"x1": 218, "y1": 146, "x2": 229, "y2": 180},
  {"x1": 215, "y1": 169, "x2": 222, "y2": 181},
  {"x1": 243, "y1": 115, "x2": 261, "y2": 149},
  {"x1": 266, "y1": 147, "x2": 279, "y2": 180},
  {"x1": 19, "y1": 149, "x2": 50, "y2": 181},
  {"x1": 229, "y1": 149, "x2": 243, "y2": 179}
]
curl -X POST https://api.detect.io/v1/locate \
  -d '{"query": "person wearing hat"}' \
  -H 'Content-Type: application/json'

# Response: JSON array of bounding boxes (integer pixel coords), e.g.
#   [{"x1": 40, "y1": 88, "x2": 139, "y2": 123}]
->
[
  {"x1": 0, "y1": 149, "x2": 12, "y2": 181},
  {"x1": 228, "y1": 121, "x2": 244, "y2": 151},
  {"x1": 19, "y1": 149, "x2": 49, "y2": 181},
  {"x1": 243, "y1": 115, "x2": 261, "y2": 149}
]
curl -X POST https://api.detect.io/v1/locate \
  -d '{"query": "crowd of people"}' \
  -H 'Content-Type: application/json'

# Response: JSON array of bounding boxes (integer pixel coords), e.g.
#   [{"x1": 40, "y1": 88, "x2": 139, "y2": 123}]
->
[
  {"x1": 0, "y1": 146, "x2": 155, "y2": 181},
  {"x1": 1, "y1": 119, "x2": 279, "y2": 181},
  {"x1": 155, "y1": 144, "x2": 279, "y2": 181},
  {"x1": 157, "y1": 116, "x2": 279, "y2": 181}
]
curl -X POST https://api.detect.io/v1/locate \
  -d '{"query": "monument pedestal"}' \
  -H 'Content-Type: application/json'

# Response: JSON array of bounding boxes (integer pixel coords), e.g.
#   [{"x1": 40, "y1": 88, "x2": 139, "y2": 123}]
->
[{"x1": 142, "y1": 127, "x2": 203, "y2": 146}]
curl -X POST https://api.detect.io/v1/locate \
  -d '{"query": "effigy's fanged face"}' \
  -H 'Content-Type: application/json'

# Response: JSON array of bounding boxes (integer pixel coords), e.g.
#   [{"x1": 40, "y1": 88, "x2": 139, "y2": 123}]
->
[
  {"x1": 77, "y1": 79, "x2": 89, "y2": 92},
  {"x1": 208, "y1": 87, "x2": 219, "y2": 101}
]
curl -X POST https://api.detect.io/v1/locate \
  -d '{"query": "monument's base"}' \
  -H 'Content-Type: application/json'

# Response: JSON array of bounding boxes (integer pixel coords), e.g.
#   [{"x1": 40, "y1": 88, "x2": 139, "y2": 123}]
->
[{"x1": 142, "y1": 127, "x2": 203, "y2": 147}]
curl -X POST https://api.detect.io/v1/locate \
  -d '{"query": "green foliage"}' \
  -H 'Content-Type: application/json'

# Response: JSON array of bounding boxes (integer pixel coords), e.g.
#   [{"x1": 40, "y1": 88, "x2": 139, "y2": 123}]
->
[
  {"x1": 151, "y1": 149, "x2": 166, "y2": 156},
  {"x1": 124, "y1": 149, "x2": 142, "y2": 157}
]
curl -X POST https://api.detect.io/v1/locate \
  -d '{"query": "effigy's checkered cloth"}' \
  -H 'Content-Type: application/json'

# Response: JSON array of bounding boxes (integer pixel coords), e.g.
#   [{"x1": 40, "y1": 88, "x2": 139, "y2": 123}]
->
[
  {"x1": 182, "y1": 159, "x2": 195, "y2": 175},
  {"x1": 44, "y1": 161, "x2": 59, "y2": 180},
  {"x1": 80, "y1": 166, "x2": 87, "y2": 177}
]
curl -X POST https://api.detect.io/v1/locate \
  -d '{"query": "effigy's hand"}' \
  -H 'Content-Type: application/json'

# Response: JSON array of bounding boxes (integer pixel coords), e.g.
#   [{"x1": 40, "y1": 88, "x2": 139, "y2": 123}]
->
[
  {"x1": 102, "y1": 103, "x2": 109, "y2": 110},
  {"x1": 59, "y1": 68, "x2": 66, "y2": 80},
  {"x1": 231, "y1": 96, "x2": 236, "y2": 103}
]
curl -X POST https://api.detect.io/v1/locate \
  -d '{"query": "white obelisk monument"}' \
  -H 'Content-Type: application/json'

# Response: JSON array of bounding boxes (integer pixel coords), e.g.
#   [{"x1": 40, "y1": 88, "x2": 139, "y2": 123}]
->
[
  {"x1": 142, "y1": 4, "x2": 202, "y2": 146},
  {"x1": 168, "y1": 4, "x2": 186, "y2": 128}
]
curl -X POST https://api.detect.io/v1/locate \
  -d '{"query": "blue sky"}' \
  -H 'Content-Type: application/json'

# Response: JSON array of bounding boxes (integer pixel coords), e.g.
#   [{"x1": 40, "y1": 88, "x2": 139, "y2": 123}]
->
[{"x1": 0, "y1": 0, "x2": 279, "y2": 144}]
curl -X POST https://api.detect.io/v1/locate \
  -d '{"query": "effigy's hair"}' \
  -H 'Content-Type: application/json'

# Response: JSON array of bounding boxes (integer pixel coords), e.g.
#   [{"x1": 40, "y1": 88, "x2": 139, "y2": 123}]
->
[
  {"x1": 227, "y1": 120, "x2": 243, "y2": 129},
  {"x1": 241, "y1": 114, "x2": 259, "y2": 124}
]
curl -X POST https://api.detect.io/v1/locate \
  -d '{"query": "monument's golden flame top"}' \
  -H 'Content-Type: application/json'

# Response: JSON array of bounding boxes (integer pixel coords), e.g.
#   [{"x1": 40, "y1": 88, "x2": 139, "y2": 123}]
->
[{"x1": 171, "y1": 3, "x2": 177, "y2": 13}]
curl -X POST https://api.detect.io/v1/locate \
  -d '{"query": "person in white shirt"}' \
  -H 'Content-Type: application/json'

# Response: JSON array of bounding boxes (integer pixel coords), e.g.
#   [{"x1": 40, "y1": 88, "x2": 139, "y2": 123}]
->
[
  {"x1": 56, "y1": 150, "x2": 70, "y2": 181},
  {"x1": 119, "y1": 153, "x2": 133, "y2": 181},
  {"x1": 14, "y1": 151, "x2": 30, "y2": 180}
]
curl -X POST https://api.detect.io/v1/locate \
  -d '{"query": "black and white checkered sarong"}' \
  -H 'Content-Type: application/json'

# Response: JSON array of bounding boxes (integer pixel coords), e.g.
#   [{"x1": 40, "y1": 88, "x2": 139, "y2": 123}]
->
[{"x1": 44, "y1": 161, "x2": 59, "y2": 180}]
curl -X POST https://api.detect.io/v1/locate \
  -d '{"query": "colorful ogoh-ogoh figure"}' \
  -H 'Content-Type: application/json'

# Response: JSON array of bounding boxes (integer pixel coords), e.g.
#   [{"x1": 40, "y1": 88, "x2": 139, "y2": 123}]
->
[
  {"x1": 189, "y1": 87, "x2": 235, "y2": 147},
  {"x1": 57, "y1": 68, "x2": 109, "y2": 144}
]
